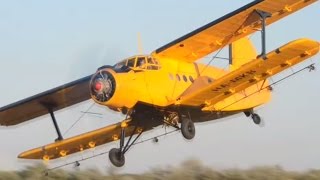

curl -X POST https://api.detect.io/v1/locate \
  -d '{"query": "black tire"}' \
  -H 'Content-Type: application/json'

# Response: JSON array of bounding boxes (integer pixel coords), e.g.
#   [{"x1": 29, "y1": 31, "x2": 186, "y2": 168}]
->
[
  {"x1": 181, "y1": 119, "x2": 195, "y2": 140},
  {"x1": 109, "y1": 148, "x2": 125, "y2": 167},
  {"x1": 251, "y1": 113, "x2": 261, "y2": 125}
]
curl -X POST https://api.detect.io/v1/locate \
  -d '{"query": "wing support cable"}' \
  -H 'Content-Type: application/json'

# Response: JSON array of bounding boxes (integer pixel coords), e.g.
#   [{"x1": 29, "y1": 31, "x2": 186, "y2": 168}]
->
[
  {"x1": 255, "y1": 10, "x2": 272, "y2": 60},
  {"x1": 43, "y1": 129, "x2": 180, "y2": 175}
]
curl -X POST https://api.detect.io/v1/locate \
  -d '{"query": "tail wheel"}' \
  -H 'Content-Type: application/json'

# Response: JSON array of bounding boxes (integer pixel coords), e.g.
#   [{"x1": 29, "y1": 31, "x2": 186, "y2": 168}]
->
[
  {"x1": 181, "y1": 118, "x2": 195, "y2": 140},
  {"x1": 109, "y1": 148, "x2": 125, "y2": 167},
  {"x1": 251, "y1": 113, "x2": 261, "y2": 125}
]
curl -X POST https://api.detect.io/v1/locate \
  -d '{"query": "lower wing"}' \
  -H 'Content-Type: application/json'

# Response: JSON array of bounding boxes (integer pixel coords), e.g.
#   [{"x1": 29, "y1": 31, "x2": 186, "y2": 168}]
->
[{"x1": 18, "y1": 119, "x2": 144, "y2": 160}]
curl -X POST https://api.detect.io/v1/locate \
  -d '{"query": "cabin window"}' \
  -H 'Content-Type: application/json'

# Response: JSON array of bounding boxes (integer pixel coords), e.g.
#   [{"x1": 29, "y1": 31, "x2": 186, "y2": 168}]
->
[
  {"x1": 189, "y1": 76, "x2": 194, "y2": 83},
  {"x1": 183, "y1": 75, "x2": 187, "y2": 82},
  {"x1": 169, "y1": 73, "x2": 174, "y2": 80},
  {"x1": 176, "y1": 74, "x2": 181, "y2": 81}
]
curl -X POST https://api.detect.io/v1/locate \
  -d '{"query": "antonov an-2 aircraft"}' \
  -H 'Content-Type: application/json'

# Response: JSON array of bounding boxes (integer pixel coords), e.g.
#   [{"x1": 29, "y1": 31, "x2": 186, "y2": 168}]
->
[{"x1": 0, "y1": 0, "x2": 319, "y2": 167}]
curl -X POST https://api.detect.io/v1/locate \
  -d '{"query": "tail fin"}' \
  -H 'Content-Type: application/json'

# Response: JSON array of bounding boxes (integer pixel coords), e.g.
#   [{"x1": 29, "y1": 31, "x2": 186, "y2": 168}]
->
[{"x1": 229, "y1": 37, "x2": 257, "y2": 71}]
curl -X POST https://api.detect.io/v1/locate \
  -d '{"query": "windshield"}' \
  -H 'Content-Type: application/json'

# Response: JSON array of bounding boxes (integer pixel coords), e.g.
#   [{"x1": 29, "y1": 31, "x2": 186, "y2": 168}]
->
[{"x1": 113, "y1": 56, "x2": 161, "y2": 72}]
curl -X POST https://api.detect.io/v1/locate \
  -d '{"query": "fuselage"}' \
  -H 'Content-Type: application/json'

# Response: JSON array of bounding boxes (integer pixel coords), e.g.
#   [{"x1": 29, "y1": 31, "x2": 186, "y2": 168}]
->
[{"x1": 89, "y1": 54, "x2": 271, "y2": 116}]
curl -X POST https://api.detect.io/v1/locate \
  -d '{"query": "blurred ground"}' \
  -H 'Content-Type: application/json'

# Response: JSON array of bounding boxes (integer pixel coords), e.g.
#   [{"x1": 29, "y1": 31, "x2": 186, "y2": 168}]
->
[{"x1": 1, "y1": 159, "x2": 320, "y2": 180}]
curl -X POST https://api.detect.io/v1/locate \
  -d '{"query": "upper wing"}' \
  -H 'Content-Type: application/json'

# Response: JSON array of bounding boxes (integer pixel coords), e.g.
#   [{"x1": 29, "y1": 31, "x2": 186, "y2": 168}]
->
[
  {"x1": 18, "y1": 119, "x2": 142, "y2": 160},
  {"x1": 152, "y1": 0, "x2": 318, "y2": 63},
  {"x1": 0, "y1": 75, "x2": 92, "y2": 126},
  {"x1": 176, "y1": 39, "x2": 320, "y2": 109}
]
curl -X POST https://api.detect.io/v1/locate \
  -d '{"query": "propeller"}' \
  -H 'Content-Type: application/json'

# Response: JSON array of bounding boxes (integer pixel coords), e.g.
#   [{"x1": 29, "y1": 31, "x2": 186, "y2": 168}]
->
[{"x1": 90, "y1": 70, "x2": 116, "y2": 103}]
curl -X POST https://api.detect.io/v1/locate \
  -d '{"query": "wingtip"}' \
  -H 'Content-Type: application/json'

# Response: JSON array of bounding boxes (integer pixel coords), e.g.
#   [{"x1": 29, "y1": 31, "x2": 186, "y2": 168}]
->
[{"x1": 17, "y1": 152, "x2": 27, "y2": 159}]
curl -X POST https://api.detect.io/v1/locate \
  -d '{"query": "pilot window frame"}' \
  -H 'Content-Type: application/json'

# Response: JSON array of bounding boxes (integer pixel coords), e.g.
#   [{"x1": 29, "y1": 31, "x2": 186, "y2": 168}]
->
[
  {"x1": 136, "y1": 57, "x2": 147, "y2": 69},
  {"x1": 126, "y1": 58, "x2": 136, "y2": 68},
  {"x1": 146, "y1": 57, "x2": 160, "y2": 70},
  {"x1": 113, "y1": 60, "x2": 126, "y2": 70}
]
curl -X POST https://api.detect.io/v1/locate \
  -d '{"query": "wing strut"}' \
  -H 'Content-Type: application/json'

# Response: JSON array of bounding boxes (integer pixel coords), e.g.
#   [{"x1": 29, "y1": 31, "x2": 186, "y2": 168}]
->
[
  {"x1": 256, "y1": 9, "x2": 272, "y2": 60},
  {"x1": 46, "y1": 106, "x2": 64, "y2": 141}
]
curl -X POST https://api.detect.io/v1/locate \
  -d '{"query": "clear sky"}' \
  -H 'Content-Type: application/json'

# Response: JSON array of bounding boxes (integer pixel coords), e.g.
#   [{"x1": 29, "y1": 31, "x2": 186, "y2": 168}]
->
[{"x1": 0, "y1": 0, "x2": 319, "y2": 174}]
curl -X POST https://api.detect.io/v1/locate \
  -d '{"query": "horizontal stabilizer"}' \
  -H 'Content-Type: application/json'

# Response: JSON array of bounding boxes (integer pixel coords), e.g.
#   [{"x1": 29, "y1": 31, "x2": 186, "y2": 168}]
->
[{"x1": 177, "y1": 38, "x2": 320, "y2": 109}]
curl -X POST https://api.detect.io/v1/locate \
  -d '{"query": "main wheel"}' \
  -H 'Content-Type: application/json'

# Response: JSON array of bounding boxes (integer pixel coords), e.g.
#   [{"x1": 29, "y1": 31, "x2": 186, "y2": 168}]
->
[
  {"x1": 109, "y1": 148, "x2": 125, "y2": 167},
  {"x1": 251, "y1": 113, "x2": 261, "y2": 125},
  {"x1": 181, "y1": 118, "x2": 195, "y2": 140}
]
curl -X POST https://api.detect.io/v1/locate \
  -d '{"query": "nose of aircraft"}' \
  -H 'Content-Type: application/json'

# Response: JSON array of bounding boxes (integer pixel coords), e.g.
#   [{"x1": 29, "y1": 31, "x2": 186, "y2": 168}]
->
[{"x1": 90, "y1": 69, "x2": 116, "y2": 103}]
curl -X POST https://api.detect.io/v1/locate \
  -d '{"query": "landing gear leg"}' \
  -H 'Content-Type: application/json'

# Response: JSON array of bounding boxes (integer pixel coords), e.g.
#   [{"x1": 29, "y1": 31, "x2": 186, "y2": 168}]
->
[
  {"x1": 109, "y1": 123, "x2": 143, "y2": 167},
  {"x1": 164, "y1": 112, "x2": 196, "y2": 140}
]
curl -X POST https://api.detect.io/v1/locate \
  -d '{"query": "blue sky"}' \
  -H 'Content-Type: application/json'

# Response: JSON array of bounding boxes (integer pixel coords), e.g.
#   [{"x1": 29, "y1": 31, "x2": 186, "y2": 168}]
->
[{"x1": 0, "y1": 0, "x2": 319, "y2": 173}]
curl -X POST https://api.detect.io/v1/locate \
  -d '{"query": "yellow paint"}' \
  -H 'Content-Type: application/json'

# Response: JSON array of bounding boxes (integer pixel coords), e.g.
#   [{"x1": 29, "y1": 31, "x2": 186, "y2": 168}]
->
[
  {"x1": 229, "y1": 37, "x2": 257, "y2": 71},
  {"x1": 121, "y1": 121, "x2": 128, "y2": 128},
  {"x1": 88, "y1": 141, "x2": 96, "y2": 148},
  {"x1": 112, "y1": 134, "x2": 119, "y2": 141},
  {"x1": 59, "y1": 150, "x2": 67, "y2": 157},
  {"x1": 89, "y1": 39, "x2": 319, "y2": 114},
  {"x1": 42, "y1": 155, "x2": 50, "y2": 161},
  {"x1": 284, "y1": 5, "x2": 292, "y2": 12},
  {"x1": 150, "y1": 0, "x2": 318, "y2": 63}
]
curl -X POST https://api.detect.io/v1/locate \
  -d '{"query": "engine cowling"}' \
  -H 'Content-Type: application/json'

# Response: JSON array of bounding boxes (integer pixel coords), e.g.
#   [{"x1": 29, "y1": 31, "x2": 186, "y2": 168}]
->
[
  {"x1": 90, "y1": 70, "x2": 116, "y2": 103},
  {"x1": 89, "y1": 68, "x2": 137, "y2": 111}
]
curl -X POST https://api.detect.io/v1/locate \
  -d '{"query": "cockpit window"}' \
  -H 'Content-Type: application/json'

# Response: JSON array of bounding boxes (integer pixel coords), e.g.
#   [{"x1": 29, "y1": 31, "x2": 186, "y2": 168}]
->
[
  {"x1": 113, "y1": 60, "x2": 126, "y2": 70},
  {"x1": 113, "y1": 56, "x2": 161, "y2": 72},
  {"x1": 146, "y1": 57, "x2": 160, "y2": 70},
  {"x1": 147, "y1": 57, "x2": 158, "y2": 65},
  {"x1": 127, "y1": 58, "x2": 135, "y2": 67},
  {"x1": 137, "y1": 57, "x2": 146, "y2": 68}
]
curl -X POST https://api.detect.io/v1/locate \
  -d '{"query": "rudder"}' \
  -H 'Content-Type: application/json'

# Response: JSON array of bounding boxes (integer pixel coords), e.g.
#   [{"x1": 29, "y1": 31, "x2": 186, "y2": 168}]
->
[{"x1": 229, "y1": 37, "x2": 257, "y2": 71}]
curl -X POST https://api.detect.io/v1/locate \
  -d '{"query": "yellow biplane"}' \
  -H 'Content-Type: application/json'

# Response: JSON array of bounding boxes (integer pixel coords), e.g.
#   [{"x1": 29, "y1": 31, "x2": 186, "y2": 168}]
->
[{"x1": 0, "y1": 0, "x2": 319, "y2": 167}]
